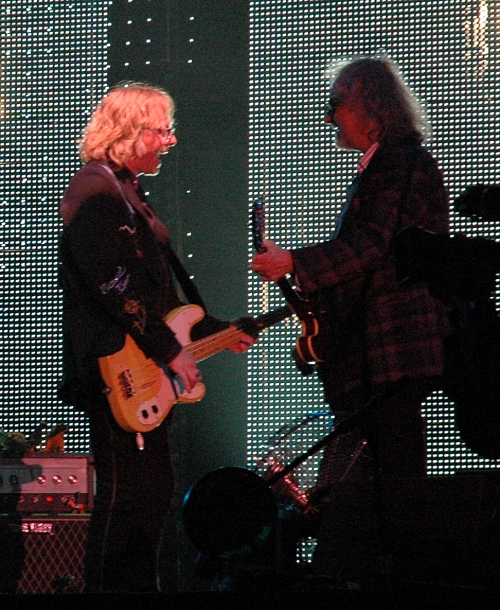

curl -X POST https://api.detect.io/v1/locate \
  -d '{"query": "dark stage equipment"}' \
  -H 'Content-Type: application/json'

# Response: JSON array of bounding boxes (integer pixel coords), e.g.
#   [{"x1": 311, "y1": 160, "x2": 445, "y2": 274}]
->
[
  {"x1": 181, "y1": 410, "x2": 500, "y2": 596},
  {"x1": 454, "y1": 184, "x2": 500, "y2": 221},
  {"x1": 394, "y1": 224, "x2": 500, "y2": 459},
  {"x1": 0, "y1": 453, "x2": 94, "y2": 514},
  {"x1": 0, "y1": 514, "x2": 89, "y2": 594},
  {"x1": 0, "y1": 454, "x2": 94, "y2": 593},
  {"x1": 182, "y1": 466, "x2": 278, "y2": 561}
]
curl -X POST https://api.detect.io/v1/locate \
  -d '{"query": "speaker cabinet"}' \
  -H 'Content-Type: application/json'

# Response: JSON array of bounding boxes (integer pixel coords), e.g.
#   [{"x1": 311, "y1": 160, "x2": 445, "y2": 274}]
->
[{"x1": 0, "y1": 514, "x2": 89, "y2": 593}]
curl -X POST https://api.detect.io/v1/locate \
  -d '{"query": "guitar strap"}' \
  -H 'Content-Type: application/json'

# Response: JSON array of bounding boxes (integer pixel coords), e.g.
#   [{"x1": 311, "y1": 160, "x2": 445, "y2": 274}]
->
[
  {"x1": 100, "y1": 163, "x2": 208, "y2": 312},
  {"x1": 166, "y1": 244, "x2": 207, "y2": 312}
]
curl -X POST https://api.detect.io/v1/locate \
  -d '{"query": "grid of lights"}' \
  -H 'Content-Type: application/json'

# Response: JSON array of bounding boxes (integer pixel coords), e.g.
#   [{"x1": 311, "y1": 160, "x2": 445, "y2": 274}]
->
[
  {"x1": 0, "y1": 2, "x2": 109, "y2": 452},
  {"x1": 247, "y1": 0, "x2": 500, "y2": 512}
]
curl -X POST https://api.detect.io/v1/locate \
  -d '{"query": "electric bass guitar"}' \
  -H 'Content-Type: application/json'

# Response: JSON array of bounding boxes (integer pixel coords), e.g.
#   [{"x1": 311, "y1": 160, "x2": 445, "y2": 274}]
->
[
  {"x1": 252, "y1": 197, "x2": 327, "y2": 369},
  {"x1": 98, "y1": 304, "x2": 292, "y2": 433}
]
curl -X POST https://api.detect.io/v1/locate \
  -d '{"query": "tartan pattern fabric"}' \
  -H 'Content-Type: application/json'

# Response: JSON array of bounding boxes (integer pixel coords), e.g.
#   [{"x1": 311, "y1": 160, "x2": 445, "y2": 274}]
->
[{"x1": 292, "y1": 141, "x2": 450, "y2": 405}]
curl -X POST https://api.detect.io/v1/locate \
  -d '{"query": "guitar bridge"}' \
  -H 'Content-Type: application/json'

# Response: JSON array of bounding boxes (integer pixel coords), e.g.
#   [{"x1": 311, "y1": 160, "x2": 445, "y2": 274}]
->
[{"x1": 118, "y1": 370, "x2": 134, "y2": 398}]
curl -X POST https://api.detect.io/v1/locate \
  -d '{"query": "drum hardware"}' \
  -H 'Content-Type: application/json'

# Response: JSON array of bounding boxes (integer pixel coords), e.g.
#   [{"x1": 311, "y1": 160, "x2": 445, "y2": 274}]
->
[
  {"x1": 181, "y1": 405, "x2": 376, "y2": 567},
  {"x1": 253, "y1": 411, "x2": 332, "y2": 512}
]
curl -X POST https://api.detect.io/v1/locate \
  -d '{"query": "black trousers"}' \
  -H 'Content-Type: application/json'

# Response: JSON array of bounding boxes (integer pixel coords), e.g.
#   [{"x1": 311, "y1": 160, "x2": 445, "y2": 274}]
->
[
  {"x1": 311, "y1": 377, "x2": 453, "y2": 584},
  {"x1": 83, "y1": 396, "x2": 174, "y2": 592}
]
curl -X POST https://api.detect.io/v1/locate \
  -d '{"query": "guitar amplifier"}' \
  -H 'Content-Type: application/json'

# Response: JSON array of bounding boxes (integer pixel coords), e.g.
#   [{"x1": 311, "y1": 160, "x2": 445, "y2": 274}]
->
[
  {"x1": 0, "y1": 514, "x2": 89, "y2": 593},
  {"x1": 0, "y1": 453, "x2": 94, "y2": 513}
]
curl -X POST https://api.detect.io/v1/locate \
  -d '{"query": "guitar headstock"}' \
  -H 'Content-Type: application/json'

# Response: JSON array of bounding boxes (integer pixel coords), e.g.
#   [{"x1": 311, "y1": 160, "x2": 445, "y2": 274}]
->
[{"x1": 251, "y1": 197, "x2": 266, "y2": 253}]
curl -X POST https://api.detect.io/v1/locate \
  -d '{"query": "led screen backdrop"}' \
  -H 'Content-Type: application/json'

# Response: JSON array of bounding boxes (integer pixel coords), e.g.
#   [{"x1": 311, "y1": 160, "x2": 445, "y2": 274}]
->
[
  {"x1": 247, "y1": 0, "x2": 500, "y2": 482},
  {"x1": 0, "y1": 1, "x2": 109, "y2": 451},
  {"x1": 1, "y1": 0, "x2": 499, "y2": 481}
]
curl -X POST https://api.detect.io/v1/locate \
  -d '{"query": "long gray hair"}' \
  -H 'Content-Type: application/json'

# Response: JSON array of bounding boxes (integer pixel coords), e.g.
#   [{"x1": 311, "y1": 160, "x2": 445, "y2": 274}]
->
[{"x1": 325, "y1": 55, "x2": 430, "y2": 145}]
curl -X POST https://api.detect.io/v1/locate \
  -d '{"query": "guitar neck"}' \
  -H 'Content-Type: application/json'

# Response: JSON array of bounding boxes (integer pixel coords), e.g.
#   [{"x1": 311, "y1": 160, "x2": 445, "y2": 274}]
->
[
  {"x1": 276, "y1": 277, "x2": 304, "y2": 307},
  {"x1": 252, "y1": 198, "x2": 305, "y2": 310},
  {"x1": 186, "y1": 327, "x2": 246, "y2": 363},
  {"x1": 186, "y1": 305, "x2": 292, "y2": 363}
]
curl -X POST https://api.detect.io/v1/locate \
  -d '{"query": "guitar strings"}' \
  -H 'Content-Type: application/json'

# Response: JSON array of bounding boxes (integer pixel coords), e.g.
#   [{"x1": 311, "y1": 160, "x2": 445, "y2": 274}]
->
[
  {"x1": 121, "y1": 306, "x2": 293, "y2": 387},
  {"x1": 123, "y1": 326, "x2": 246, "y2": 386},
  {"x1": 124, "y1": 361, "x2": 161, "y2": 386},
  {"x1": 186, "y1": 326, "x2": 245, "y2": 362}
]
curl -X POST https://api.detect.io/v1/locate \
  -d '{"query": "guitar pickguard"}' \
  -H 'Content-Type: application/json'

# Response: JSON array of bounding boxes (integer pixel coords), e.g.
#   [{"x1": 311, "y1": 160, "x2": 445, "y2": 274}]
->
[
  {"x1": 99, "y1": 303, "x2": 290, "y2": 433},
  {"x1": 135, "y1": 368, "x2": 205, "y2": 426}
]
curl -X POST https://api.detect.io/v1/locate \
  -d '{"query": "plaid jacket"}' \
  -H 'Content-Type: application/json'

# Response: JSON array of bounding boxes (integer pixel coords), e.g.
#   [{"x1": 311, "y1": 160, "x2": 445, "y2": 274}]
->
[{"x1": 292, "y1": 140, "x2": 450, "y2": 408}]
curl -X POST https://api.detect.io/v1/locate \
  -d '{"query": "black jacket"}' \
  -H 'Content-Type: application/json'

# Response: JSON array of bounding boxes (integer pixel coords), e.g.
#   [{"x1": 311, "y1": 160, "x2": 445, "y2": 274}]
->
[{"x1": 58, "y1": 161, "x2": 225, "y2": 410}]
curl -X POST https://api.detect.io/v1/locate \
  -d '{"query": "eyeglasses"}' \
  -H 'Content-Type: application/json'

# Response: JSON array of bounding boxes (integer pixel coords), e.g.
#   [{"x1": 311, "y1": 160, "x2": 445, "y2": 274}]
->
[
  {"x1": 146, "y1": 126, "x2": 176, "y2": 140},
  {"x1": 325, "y1": 95, "x2": 342, "y2": 121}
]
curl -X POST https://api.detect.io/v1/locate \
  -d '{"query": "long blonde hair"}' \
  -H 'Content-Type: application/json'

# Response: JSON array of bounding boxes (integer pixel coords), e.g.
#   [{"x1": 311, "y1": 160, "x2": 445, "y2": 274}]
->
[{"x1": 80, "y1": 82, "x2": 175, "y2": 167}]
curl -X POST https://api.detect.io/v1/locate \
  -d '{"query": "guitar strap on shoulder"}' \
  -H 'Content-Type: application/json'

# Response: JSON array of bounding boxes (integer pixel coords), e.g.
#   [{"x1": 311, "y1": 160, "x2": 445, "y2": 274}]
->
[
  {"x1": 99, "y1": 162, "x2": 208, "y2": 313},
  {"x1": 166, "y1": 243, "x2": 208, "y2": 313}
]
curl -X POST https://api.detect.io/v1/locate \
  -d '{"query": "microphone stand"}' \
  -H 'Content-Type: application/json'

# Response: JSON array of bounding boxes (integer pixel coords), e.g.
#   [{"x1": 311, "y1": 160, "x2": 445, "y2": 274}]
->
[
  {"x1": 265, "y1": 383, "x2": 407, "y2": 588},
  {"x1": 266, "y1": 390, "x2": 387, "y2": 488}
]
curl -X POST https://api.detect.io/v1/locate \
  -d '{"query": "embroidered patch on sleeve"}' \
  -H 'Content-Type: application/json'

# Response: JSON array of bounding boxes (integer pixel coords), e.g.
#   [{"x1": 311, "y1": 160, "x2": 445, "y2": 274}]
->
[
  {"x1": 100, "y1": 266, "x2": 130, "y2": 294},
  {"x1": 123, "y1": 297, "x2": 147, "y2": 334}
]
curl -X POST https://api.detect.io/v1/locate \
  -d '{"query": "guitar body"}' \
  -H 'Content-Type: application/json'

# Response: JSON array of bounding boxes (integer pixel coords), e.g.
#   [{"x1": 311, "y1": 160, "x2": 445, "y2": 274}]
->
[
  {"x1": 99, "y1": 303, "x2": 291, "y2": 433},
  {"x1": 99, "y1": 305, "x2": 207, "y2": 434},
  {"x1": 294, "y1": 314, "x2": 326, "y2": 364}
]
